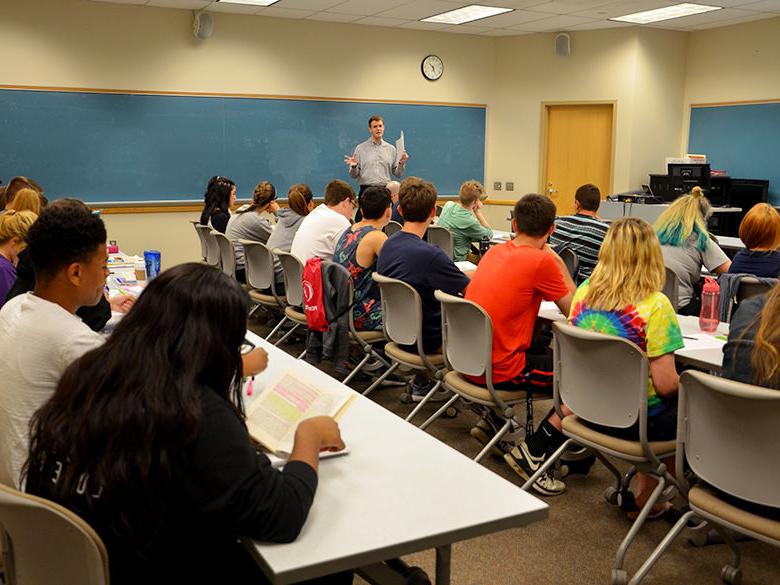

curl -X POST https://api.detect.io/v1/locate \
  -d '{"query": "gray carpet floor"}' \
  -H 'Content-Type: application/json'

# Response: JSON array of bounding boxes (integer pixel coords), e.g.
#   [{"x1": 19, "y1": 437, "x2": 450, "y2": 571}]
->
[{"x1": 248, "y1": 315, "x2": 778, "y2": 585}]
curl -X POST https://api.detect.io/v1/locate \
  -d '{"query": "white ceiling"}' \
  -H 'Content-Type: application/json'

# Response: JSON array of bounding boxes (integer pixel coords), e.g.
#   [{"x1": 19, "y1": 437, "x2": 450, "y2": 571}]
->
[{"x1": 91, "y1": 0, "x2": 780, "y2": 35}]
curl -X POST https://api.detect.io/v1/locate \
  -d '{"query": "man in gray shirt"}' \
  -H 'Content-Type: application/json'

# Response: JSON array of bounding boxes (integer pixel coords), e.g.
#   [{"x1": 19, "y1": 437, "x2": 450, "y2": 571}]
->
[{"x1": 345, "y1": 115, "x2": 408, "y2": 195}]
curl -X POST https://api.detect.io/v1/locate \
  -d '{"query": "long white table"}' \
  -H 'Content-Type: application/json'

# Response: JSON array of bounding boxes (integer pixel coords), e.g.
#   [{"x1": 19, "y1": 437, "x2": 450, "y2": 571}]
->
[
  {"x1": 714, "y1": 235, "x2": 744, "y2": 251},
  {"x1": 243, "y1": 333, "x2": 548, "y2": 585},
  {"x1": 537, "y1": 303, "x2": 728, "y2": 370}
]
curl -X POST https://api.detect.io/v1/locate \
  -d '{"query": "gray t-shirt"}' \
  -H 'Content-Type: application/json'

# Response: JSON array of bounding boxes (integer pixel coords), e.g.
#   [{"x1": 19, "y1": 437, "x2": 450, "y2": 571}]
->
[
  {"x1": 348, "y1": 138, "x2": 403, "y2": 186},
  {"x1": 661, "y1": 235, "x2": 729, "y2": 307},
  {"x1": 226, "y1": 211, "x2": 274, "y2": 268}
]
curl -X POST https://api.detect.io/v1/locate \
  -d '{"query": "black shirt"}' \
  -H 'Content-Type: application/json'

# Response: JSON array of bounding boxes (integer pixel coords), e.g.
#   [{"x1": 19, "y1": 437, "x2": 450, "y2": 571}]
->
[{"x1": 722, "y1": 294, "x2": 767, "y2": 385}]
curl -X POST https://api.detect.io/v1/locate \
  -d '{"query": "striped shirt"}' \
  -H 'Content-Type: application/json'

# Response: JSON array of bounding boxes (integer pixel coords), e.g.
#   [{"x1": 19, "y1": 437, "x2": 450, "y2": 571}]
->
[{"x1": 549, "y1": 214, "x2": 609, "y2": 281}]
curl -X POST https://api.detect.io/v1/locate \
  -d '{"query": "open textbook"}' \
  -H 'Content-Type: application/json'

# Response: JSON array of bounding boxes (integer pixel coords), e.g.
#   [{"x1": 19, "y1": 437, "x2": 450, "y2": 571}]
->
[{"x1": 246, "y1": 369, "x2": 354, "y2": 456}]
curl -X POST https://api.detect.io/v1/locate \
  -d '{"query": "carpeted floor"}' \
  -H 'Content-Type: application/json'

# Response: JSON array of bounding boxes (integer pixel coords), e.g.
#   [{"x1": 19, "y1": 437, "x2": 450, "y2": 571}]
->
[{"x1": 248, "y1": 314, "x2": 777, "y2": 585}]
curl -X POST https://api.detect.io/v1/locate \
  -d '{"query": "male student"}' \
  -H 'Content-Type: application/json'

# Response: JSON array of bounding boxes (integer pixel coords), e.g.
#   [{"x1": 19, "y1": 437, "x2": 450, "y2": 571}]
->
[
  {"x1": 345, "y1": 115, "x2": 408, "y2": 196},
  {"x1": 548, "y1": 183, "x2": 609, "y2": 281},
  {"x1": 465, "y1": 193, "x2": 576, "y2": 496},
  {"x1": 377, "y1": 176, "x2": 470, "y2": 400},
  {"x1": 387, "y1": 180, "x2": 404, "y2": 224},
  {"x1": 291, "y1": 179, "x2": 355, "y2": 262}
]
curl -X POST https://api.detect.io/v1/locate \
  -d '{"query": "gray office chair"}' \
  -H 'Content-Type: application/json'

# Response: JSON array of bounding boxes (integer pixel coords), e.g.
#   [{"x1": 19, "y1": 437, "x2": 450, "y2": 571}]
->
[
  {"x1": 240, "y1": 239, "x2": 288, "y2": 339},
  {"x1": 425, "y1": 225, "x2": 454, "y2": 259},
  {"x1": 364, "y1": 273, "x2": 449, "y2": 424},
  {"x1": 384, "y1": 220, "x2": 403, "y2": 237},
  {"x1": 211, "y1": 230, "x2": 236, "y2": 279},
  {"x1": 0, "y1": 483, "x2": 110, "y2": 585},
  {"x1": 725, "y1": 275, "x2": 777, "y2": 322},
  {"x1": 559, "y1": 248, "x2": 580, "y2": 281},
  {"x1": 191, "y1": 219, "x2": 208, "y2": 262},
  {"x1": 428, "y1": 290, "x2": 532, "y2": 460},
  {"x1": 196, "y1": 224, "x2": 221, "y2": 268},
  {"x1": 273, "y1": 249, "x2": 308, "y2": 355},
  {"x1": 662, "y1": 267, "x2": 680, "y2": 311},
  {"x1": 523, "y1": 322, "x2": 678, "y2": 585},
  {"x1": 629, "y1": 370, "x2": 780, "y2": 585}
]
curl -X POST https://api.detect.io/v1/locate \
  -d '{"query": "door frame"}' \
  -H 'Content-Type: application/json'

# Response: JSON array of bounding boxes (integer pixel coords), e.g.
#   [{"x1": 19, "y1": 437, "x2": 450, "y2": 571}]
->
[{"x1": 538, "y1": 100, "x2": 618, "y2": 199}]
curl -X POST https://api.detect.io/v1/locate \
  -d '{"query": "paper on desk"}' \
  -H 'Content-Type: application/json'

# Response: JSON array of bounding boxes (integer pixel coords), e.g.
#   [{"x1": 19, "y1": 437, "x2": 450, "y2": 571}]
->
[
  {"x1": 266, "y1": 448, "x2": 350, "y2": 469},
  {"x1": 395, "y1": 131, "x2": 405, "y2": 166},
  {"x1": 681, "y1": 332, "x2": 727, "y2": 351},
  {"x1": 455, "y1": 260, "x2": 477, "y2": 273}
]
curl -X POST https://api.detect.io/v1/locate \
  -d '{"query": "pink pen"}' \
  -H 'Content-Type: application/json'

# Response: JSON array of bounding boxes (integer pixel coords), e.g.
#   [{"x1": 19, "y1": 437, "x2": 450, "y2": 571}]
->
[{"x1": 246, "y1": 376, "x2": 254, "y2": 397}]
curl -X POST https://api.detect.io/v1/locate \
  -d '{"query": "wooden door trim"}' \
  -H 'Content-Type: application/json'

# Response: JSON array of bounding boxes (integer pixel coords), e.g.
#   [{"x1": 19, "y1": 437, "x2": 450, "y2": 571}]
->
[{"x1": 538, "y1": 101, "x2": 617, "y2": 197}]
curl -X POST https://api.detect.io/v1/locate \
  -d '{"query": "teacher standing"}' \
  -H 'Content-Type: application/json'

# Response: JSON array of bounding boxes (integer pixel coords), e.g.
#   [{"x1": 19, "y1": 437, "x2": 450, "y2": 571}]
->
[{"x1": 345, "y1": 115, "x2": 408, "y2": 196}]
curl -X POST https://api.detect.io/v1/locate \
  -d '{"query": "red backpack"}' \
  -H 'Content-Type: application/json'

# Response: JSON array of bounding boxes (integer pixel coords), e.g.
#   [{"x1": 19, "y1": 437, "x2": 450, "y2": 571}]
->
[{"x1": 302, "y1": 257, "x2": 329, "y2": 332}]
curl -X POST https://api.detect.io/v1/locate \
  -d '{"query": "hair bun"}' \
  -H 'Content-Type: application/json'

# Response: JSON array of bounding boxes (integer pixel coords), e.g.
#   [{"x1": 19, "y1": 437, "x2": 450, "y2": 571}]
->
[{"x1": 690, "y1": 186, "x2": 704, "y2": 198}]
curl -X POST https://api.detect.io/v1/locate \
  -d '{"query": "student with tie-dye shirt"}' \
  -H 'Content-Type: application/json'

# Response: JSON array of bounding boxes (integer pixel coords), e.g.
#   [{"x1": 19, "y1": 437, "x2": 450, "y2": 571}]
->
[{"x1": 569, "y1": 217, "x2": 684, "y2": 517}]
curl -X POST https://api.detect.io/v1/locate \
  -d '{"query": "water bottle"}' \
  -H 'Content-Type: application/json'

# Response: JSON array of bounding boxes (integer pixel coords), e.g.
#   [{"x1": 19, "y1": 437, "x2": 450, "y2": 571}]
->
[{"x1": 699, "y1": 276, "x2": 720, "y2": 333}]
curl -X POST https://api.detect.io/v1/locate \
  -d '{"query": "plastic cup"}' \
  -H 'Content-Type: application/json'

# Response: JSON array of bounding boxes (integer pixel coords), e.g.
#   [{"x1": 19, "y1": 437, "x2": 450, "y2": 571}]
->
[{"x1": 144, "y1": 250, "x2": 161, "y2": 281}]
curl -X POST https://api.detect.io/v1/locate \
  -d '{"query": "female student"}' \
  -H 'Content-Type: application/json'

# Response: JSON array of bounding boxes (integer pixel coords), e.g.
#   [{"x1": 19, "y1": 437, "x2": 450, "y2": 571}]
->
[
  {"x1": 227, "y1": 181, "x2": 280, "y2": 283},
  {"x1": 199, "y1": 175, "x2": 236, "y2": 233},
  {"x1": 266, "y1": 183, "x2": 314, "y2": 288},
  {"x1": 436, "y1": 179, "x2": 493, "y2": 261},
  {"x1": 8, "y1": 188, "x2": 42, "y2": 215},
  {"x1": 25, "y1": 263, "x2": 348, "y2": 585},
  {"x1": 0, "y1": 210, "x2": 37, "y2": 306},
  {"x1": 569, "y1": 217, "x2": 684, "y2": 516},
  {"x1": 723, "y1": 281, "x2": 780, "y2": 389},
  {"x1": 728, "y1": 203, "x2": 780, "y2": 278},
  {"x1": 654, "y1": 186, "x2": 730, "y2": 315}
]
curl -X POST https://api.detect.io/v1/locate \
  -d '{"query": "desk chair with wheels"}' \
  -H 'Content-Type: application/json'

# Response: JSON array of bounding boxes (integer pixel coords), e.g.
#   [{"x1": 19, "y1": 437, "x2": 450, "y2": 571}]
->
[
  {"x1": 273, "y1": 250, "x2": 308, "y2": 355},
  {"x1": 364, "y1": 274, "x2": 449, "y2": 424},
  {"x1": 427, "y1": 290, "x2": 532, "y2": 461},
  {"x1": 0, "y1": 483, "x2": 110, "y2": 585},
  {"x1": 191, "y1": 220, "x2": 208, "y2": 262},
  {"x1": 523, "y1": 322, "x2": 678, "y2": 585},
  {"x1": 196, "y1": 224, "x2": 221, "y2": 268},
  {"x1": 211, "y1": 231, "x2": 237, "y2": 279},
  {"x1": 559, "y1": 248, "x2": 580, "y2": 281},
  {"x1": 384, "y1": 221, "x2": 402, "y2": 237},
  {"x1": 662, "y1": 267, "x2": 680, "y2": 311},
  {"x1": 630, "y1": 371, "x2": 780, "y2": 585},
  {"x1": 240, "y1": 240, "x2": 287, "y2": 339},
  {"x1": 425, "y1": 226, "x2": 454, "y2": 260}
]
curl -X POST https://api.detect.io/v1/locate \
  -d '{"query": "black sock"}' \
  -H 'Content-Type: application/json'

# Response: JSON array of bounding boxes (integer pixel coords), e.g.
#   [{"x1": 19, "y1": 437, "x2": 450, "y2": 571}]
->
[{"x1": 526, "y1": 418, "x2": 564, "y2": 458}]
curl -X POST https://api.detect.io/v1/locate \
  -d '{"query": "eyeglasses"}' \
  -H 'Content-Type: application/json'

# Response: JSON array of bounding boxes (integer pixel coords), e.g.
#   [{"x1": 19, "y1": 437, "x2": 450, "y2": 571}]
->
[{"x1": 241, "y1": 338, "x2": 256, "y2": 355}]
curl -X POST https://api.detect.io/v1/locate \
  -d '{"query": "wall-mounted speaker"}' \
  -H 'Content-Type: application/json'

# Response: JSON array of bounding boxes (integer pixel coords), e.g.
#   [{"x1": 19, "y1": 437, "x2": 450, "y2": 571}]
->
[
  {"x1": 555, "y1": 33, "x2": 571, "y2": 57},
  {"x1": 193, "y1": 11, "x2": 213, "y2": 40}
]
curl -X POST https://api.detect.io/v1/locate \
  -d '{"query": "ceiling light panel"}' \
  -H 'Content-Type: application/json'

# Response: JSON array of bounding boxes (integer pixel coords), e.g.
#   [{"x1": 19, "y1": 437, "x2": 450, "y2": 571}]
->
[
  {"x1": 422, "y1": 4, "x2": 515, "y2": 24},
  {"x1": 218, "y1": 0, "x2": 279, "y2": 6},
  {"x1": 611, "y1": 3, "x2": 722, "y2": 24}
]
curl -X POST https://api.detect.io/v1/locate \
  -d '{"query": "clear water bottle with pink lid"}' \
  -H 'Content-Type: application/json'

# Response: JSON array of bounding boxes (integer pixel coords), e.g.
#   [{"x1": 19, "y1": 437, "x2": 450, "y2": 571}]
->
[{"x1": 699, "y1": 276, "x2": 720, "y2": 333}]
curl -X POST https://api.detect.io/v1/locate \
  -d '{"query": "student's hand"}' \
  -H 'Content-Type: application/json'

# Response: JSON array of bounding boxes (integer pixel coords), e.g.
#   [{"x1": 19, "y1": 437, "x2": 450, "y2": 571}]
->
[
  {"x1": 242, "y1": 347, "x2": 269, "y2": 376},
  {"x1": 473, "y1": 200, "x2": 484, "y2": 212},
  {"x1": 269, "y1": 200, "x2": 280, "y2": 214},
  {"x1": 109, "y1": 294, "x2": 135, "y2": 313},
  {"x1": 399, "y1": 151, "x2": 409, "y2": 165},
  {"x1": 344, "y1": 154, "x2": 358, "y2": 167},
  {"x1": 296, "y1": 416, "x2": 345, "y2": 452}
]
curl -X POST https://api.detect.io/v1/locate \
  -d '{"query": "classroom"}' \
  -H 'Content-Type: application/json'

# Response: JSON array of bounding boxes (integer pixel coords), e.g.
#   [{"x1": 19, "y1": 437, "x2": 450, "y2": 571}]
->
[{"x1": 1, "y1": 1, "x2": 779, "y2": 584}]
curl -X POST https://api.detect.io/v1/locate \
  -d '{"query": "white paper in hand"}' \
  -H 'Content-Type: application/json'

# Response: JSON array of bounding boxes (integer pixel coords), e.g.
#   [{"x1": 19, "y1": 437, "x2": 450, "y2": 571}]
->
[{"x1": 395, "y1": 131, "x2": 405, "y2": 166}]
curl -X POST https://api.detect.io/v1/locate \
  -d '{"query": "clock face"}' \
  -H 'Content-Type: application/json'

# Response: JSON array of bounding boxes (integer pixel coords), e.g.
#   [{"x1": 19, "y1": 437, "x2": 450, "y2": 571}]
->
[{"x1": 421, "y1": 55, "x2": 444, "y2": 81}]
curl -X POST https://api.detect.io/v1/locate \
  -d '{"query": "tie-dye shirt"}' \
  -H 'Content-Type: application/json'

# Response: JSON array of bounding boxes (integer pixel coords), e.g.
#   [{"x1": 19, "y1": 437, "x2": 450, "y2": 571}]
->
[{"x1": 569, "y1": 280, "x2": 684, "y2": 416}]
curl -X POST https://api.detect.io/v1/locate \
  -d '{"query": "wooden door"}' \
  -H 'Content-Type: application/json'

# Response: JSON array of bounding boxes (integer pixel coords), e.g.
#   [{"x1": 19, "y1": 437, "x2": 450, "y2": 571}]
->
[{"x1": 542, "y1": 104, "x2": 614, "y2": 216}]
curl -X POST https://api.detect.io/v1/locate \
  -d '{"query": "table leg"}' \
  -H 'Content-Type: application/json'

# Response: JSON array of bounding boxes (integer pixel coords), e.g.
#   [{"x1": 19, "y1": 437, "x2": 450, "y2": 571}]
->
[{"x1": 435, "y1": 544, "x2": 451, "y2": 585}]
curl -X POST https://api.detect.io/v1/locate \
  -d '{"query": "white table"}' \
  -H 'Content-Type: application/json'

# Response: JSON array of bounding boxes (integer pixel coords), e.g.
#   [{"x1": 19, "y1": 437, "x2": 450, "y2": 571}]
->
[
  {"x1": 600, "y1": 200, "x2": 741, "y2": 225},
  {"x1": 243, "y1": 333, "x2": 548, "y2": 585},
  {"x1": 489, "y1": 230, "x2": 512, "y2": 245},
  {"x1": 715, "y1": 236, "x2": 744, "y2": 251}
]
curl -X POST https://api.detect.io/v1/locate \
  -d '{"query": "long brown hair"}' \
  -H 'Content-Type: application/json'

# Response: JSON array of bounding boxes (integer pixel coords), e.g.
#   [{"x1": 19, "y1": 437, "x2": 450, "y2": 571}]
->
[
  {"x1": 287, "y1": 183, "x2": 313, "y2": 217},
  {"x1": 238, "y1": 181, "x2": 276, "y2": 214},
  {"x1": 752, "y1": 283, "x2": 780, "y2": 389}
]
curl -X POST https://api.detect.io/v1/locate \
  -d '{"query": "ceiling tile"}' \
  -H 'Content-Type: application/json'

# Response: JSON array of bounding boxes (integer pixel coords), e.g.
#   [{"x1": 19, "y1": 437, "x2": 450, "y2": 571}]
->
[
  {"x1": 563, "y1": 18, "x2": 633, "y2": 29},
  {"x1": 397, "y1": 20, "x2": 450, "y2": 30},
  {"x1": 474, "y1": 9, "x2": 556, "y2": 26},
  {"x1": 674, "y1": 10, "x2": 778, "y2": 28},
  {"x1": 327, "y1": 0, "x2": 413, "y2": 16},
  {"x1": 524, "y1": 1, "x2": 617, "y2": 15},
  {"x1": 305, "y1": 10, "x2": 363, "y2": 21},
  {"x1": 439, "y1": 24, "x2": 493, "y2": 34},
  {"x1": 148, "y1": 0, "x2": 211, "y2": 8},
  {"x1": 206, "y1": 2, "x2": 265, "y2": 14},
  {"x1": 479, "y1": 27, "x2": 535, "y2": 35},
  {"x1": 570, "y1": 1, "x2": 680, "y2": 19},
  {"x1": 737, "y1": 0, "x2": 780, "y2": 11},
  {"x1": 272, "y1": 0, "x2": 345, "y2": 9},
  {"x1": 512, "y1": 14, "x2": 599, "y2": 30},
  {"x1": 353, "y1": 16, "x2": 413, "y2": 27},
  {"x1": 376, "y1": 0, "x2": 467, "y2": 20},
  {"x1": 258, "y1": 6, "x2": 316, "y2": 17}
]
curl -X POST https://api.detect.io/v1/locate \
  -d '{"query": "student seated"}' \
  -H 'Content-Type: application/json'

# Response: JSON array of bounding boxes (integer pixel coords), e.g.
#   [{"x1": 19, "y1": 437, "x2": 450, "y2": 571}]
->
[
  {"x1": 723, "y1": 281, "x2": 780, "y2": 389},
  {"x1": 8, "y1": 187, "x2": 43, "y2": 215},
  {"x1": 569, "y1": 217, "x2": 684, "y2": 516},
  {"x1": 465, "y1": 193, "x2": 575, "y2": 496},
  {"x1": 376, "y1": 176, "x2": 470, "y2": 400},
  {"x1": 0, "y1": 210, "x2": 37, "y2": 307},
  {"x1": 436, "y1": 180, "x2": 493, "y2": 262},
  {"x1": 24, "y1": 263, "x2": 349, "y2": 585},
  {"x1": 548, "y1": 183, "x2": 609, "y2": 281},
  {"x1": 227, "y1": 181, "x2": 280, "y2": 283},
  {"x1": 291, "y1": 180, "x2": 354, "y2": 262},
  {"x1": 1, "y1": 176, "x2": 45, "y2": 211},
  {"x1": 728, "y1": 203, "x2": 780, "y2": 278},
  {"x1": 387, "y1": 180, "x2": 404, "y2": 224},
  {"x1": 199, "y1": 175, "x2": 236, "y2": 234},
  {"x1": 655, "y1": 186, "x2": 730, "y2": 315},
  {"x1": 333, "y1": 186, "x2": 391, "y2": 331}
]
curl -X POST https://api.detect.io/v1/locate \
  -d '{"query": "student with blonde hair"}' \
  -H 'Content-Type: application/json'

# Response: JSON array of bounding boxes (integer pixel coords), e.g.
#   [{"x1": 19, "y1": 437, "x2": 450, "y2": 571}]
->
[
  {"x1": 437, "y1": 179, "x2": 493, "y2": 261},
  {"x1": 0, "y1": 210, "x2": 37, "y2": 306},
  {"x1": 569, "y1": 217, "x2": 684, "y2": 516},
  {"x1": 728, "y1": 203, "x2": 780, "y2": 278},
  {"x1": 654, "y1": 186, "x2": 730, "y2": 315},
  {"x1": 1, "y1": 176, "x2": 44, "y2": 210},
  {"x1": 9, "y1": 188, "x2": 42, "y2": 215}
]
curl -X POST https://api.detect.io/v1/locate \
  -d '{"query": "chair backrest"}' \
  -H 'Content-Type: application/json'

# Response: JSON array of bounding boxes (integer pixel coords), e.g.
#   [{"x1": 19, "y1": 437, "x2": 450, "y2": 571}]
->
[
  {"x1": 211, "y1": 231, "x2": 236, "y2": 278},
  {"x1": 191, "y1": 220, "x2": 208, "y2": 261},
  {"x1": 372, "y1": 273, "x2": 423, "y2": 348},
  {"x1": 435, "y1": 290, "x2": 492, "y2": 380},
  {"x1": 0, "y1": 484, "x2": 110, "y2": 585},
  {"x1": 662, "y1": 267, "x2": 680, "y2": 311},
  {"x1": 737, "y1": 276, "x2": 775, "y2": 305},
  {"x1": 559, "y1": 248, "x2": 580, "y2": 280},
  {"x1": 275, "y1": 249, "x2": 305, "y2": 307},
  {"x1": 241, "y1": 239, "x2": 276, "y2": 292},
  {"x1": 426, "y1": 225, "x2": 454, "y2": 259},
  {"x1": 384, "y1": 221, "x2": 402, "y2": 237},
  {"x1": 679, "y1": 370, "x2": 780, "y2": 508},
  {"x1": 197, "y1": 225, "x2": 220, "y2": 267},
  {"x1": 552, "y1": 321, "x2": 648, "y2": 429}
]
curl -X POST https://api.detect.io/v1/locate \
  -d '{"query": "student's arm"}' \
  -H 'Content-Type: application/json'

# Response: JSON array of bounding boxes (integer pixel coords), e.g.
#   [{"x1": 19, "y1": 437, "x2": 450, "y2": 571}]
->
[
  {"x1": 704, "y1": 240, "x2": 731, "y2": 274},
  {"x1": 648, "y1": 354, "x2": 679, "y2": 397},
  {"x1": 288, "y1": 416, "x2": 345, "y2": 472},
  {"x1": 712, "y1": 260, "x2": 731, "y2": 274},
  {"x1": 473, "y1": 200, "x2": 491, "y2": 229},
  {"x1": 430, "y1": 251, "x2": 472, "y2": 295},
  {"x1": 537, "y1": 249, "x2": 575, "y2": 317},
  {"x1": 242, "y1": 347, "x2": 269, "y2": 376},
  {"x1": 554, "y1": 293, "x2": 574, "y2": 317},
  {"x1": 646, "y1": 295, "x2": 685, "y2": 397}
]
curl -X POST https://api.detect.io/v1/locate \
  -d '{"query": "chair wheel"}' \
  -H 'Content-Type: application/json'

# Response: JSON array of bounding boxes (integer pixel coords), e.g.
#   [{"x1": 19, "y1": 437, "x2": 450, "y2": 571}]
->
[
  {"x1": 610, "y1": 569, "x2": 628, "y2": 585},
  {"x1": 444, "y1": 406, "x2": 459, "y2": 418},
  {"x1": 400, "y1": 392, "x2": 412, "y2": 404},
  {"x1": 721, "y1": 565, "x2": 741, "y2": 585},
  {"x1": 604, "y1": 486, "x2": 620, "y2": 505}
]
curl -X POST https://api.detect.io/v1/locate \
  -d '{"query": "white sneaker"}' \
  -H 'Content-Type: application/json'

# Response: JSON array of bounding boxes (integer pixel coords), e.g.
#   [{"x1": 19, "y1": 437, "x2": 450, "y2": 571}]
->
[{"x1": 504, "y1": 442, "x2": 566, "y2": 496}]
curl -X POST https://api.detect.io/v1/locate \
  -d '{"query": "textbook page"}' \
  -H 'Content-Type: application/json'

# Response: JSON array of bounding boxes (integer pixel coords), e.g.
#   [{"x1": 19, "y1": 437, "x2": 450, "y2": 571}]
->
[
  {"x1": 395, "y1": 131, "x2": 405, "y2": 166},
  {"x1": 246, "y1": 369, "x2": 353, "y2": 455}
]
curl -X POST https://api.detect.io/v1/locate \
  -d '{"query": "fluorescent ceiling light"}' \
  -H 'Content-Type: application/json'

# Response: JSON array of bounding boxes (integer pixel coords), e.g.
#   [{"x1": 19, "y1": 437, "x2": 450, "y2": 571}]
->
[
  {"x1": 421, "y1": 5, "x2": 514, "y2": 25},
  {"x1": 610, "y1": 3, "x2": 721, "y2": 24},
  {"x1": 217, "y1": 0, "x2": 279, "y2": 6}
]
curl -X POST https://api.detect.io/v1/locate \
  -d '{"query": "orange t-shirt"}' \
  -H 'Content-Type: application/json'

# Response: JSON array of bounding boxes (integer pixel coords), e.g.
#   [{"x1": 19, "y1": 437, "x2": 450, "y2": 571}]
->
[{"x1": 465, "y1": 243, "x2": 569, "y2": 383}]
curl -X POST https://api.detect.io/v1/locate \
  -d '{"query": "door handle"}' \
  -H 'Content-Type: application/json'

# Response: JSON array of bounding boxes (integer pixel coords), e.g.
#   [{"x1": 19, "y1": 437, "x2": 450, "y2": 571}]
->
[{"x1": 547, "y1": 182, "x2": 559, "y2": 196}]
